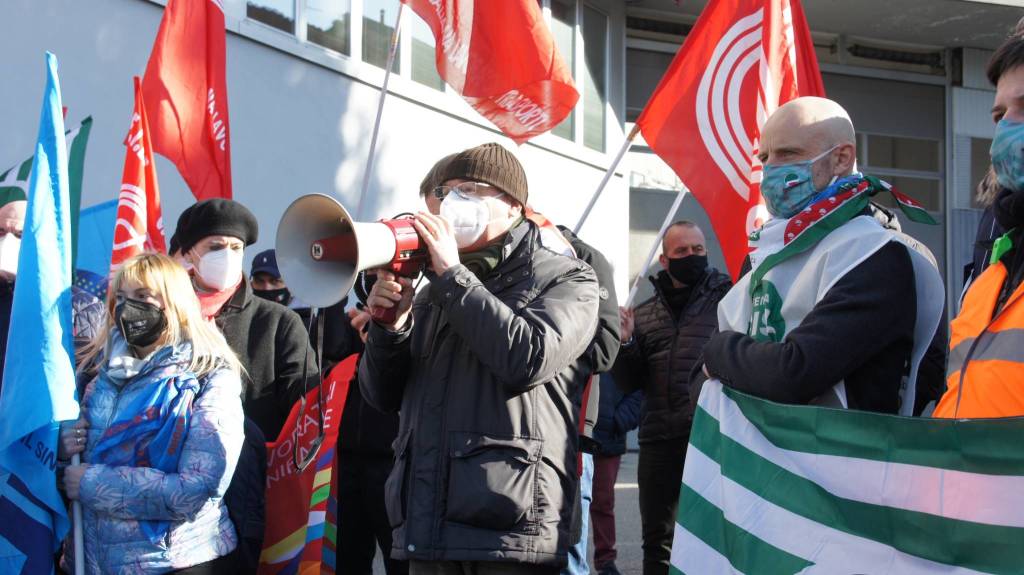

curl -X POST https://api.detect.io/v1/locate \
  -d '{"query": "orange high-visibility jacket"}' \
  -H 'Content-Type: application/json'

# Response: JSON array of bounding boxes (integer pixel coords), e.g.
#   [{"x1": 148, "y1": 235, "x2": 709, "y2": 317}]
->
[{"x1": 934, "y1": 259, "x2": 1024, "y2": 418}]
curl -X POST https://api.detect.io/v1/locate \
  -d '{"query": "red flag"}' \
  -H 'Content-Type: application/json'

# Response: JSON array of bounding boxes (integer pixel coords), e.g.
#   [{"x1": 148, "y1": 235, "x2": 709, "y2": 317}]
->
[
  {"x1": 142, "y1": 0, "x2": 232, "y2": 200},
  {"x1": 111, "y1": 77, "x2": 167, "y2": 272},
  {"x1": 259, "y1": 356, "x2": 353, "y2": 574},
  {"x1": 635, "y1": 0, "x2": 824, "y2": 278},
  {"x1": 402, "y1": 0, "x2": 579, "y2": 144}
]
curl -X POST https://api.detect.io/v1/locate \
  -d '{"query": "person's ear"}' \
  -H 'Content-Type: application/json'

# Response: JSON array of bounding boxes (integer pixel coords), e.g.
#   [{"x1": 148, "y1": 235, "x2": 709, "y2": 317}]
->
[
  {"x1": 834, "y1": 143, "x2": 857, "y2": 176},
  {"x1": 502, "y1": 197, "x2": 523, "y2": 219}
]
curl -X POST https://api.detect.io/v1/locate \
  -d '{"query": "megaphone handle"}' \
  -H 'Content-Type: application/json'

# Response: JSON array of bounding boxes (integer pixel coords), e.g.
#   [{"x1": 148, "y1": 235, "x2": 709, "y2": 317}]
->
[{"x1": 372, "y1": 305, "x2": 399, "y2": 325}]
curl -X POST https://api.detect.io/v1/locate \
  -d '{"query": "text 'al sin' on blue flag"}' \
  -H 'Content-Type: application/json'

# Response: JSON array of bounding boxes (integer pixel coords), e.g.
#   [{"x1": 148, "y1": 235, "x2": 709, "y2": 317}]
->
[{"x1": 0, "y1": 52, "x2": 80, "y2": 575}]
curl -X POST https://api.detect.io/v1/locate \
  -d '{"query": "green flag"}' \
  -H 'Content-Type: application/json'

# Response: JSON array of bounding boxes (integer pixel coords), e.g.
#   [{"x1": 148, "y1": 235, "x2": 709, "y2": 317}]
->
[
  {"x1": 673, "y1": 380, "x2": 1024, "y2": 575},
  {"x1": 0, "y1": 116, "x2": 92, "y2": 267}
]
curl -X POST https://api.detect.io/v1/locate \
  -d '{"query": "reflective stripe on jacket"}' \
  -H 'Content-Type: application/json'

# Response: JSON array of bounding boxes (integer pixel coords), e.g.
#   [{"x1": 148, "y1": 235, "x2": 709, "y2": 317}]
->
[{"x1": 934, "y1": 260, "x2": 1024, "y2": 418}]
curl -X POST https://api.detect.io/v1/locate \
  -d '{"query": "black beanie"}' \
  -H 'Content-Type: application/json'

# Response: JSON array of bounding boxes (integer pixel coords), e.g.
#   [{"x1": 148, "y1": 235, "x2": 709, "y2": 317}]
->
[
  {"x1": 441, "y1": 143, "x2": 528, "y2": 205},
  {"x1": 175, "y1": 199, "x2": 259, "y2": 254}
]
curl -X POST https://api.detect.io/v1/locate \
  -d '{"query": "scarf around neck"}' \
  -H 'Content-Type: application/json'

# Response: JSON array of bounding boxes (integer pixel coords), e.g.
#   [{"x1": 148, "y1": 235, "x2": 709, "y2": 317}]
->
[
  {"x1": 194, "y1": 277, "x2": 241, "y2": 319},
  {"x1": 460, "y1": 216, "x2": 526, "y2": 279},
  {"x1": 92, "y1": 338, "x2": 200, "y2": 544},
  {"x1": 747, "y1": 174, "x2": 936, "y2": 296}
]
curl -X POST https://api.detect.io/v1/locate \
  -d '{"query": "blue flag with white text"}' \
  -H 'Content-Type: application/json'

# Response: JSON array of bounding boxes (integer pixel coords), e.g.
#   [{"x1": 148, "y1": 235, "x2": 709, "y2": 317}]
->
[{"x1": 0, "y1": 52, "x2": 80, "y2": 575}]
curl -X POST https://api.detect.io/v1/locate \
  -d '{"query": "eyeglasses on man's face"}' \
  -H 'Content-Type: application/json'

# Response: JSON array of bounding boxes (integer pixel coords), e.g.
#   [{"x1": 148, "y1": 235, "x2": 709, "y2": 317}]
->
[{"x1": 431, "y1": 181, "x2": 504, "y2": 201}]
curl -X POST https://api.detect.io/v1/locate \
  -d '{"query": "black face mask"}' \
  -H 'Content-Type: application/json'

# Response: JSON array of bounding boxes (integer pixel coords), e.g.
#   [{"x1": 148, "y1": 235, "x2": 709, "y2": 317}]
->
[
  {"x1": 115, "y1": 298, "x2": 167, "y2": 348},
  {"x1": 667, "y1": 254, "x2": 708, "y2": 286},
  {"x1": 254, "y1": 287, "x2": 292, "y2": 306}
]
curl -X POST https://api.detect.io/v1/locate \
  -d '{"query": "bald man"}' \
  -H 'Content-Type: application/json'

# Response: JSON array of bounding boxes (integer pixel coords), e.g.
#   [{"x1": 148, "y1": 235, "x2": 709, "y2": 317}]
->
[{"x1": 700, "y1": 96, "x2": 944, "y2": 415}]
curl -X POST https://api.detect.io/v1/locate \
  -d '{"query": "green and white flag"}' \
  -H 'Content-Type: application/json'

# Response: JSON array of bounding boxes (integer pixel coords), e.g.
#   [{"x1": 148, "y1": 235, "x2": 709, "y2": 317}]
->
[
  {"x1": 0, "y1": 116, "x2": 92, "y2": 266},
  {"x1": 672, "y1": 380, "x2": 1024, "y2": 575}
]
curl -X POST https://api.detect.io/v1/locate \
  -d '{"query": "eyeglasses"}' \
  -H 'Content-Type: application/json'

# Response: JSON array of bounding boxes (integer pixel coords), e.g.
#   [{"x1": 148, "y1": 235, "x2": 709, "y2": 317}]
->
[{"x1": 431, "y1": 181, "x2": 504, "y2": 201}]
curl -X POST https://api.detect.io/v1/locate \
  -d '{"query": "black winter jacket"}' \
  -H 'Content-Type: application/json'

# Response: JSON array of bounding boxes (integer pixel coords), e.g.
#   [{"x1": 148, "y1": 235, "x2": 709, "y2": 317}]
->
[
  {"x1": 214, "y1": 280, "x2": 318, "y2": 441},
  {"x1": 558, "y1": 227, "x2": 621, "y2": 447},
  {"x1": 329, "y1": 318, "x2": 401, "y2": 457},
  {"x1": 612, "y1": 268, "x2": 731, "y2": 444},
  {"x1": 592, "y1": 372, "x2": 642, "y2": 456},
  {"x1": 359, "y1": 222, "x2": 599, "y2": 567}
]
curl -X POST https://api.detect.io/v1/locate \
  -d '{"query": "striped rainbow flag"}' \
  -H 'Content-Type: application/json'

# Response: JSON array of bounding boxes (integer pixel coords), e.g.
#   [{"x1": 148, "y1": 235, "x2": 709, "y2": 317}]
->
[{"x1": 672, "y1": 380, "x2": 1024, "y2": 575}]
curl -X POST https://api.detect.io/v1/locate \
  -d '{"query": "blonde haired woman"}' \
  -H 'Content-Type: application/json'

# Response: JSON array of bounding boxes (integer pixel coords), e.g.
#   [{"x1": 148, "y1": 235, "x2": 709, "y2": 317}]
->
[{"x1": 58, "y1": 253, "x2": 244, "y2": 574}]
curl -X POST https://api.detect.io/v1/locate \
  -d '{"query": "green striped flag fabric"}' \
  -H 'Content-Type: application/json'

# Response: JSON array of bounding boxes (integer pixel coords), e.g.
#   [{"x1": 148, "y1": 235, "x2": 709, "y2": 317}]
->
[
  {"x1": 0, "y1": 116, "x2": 92, "y2": 266},
  {"x1": 672, "y1": 379, "x2": 1024, "y2": 575}
]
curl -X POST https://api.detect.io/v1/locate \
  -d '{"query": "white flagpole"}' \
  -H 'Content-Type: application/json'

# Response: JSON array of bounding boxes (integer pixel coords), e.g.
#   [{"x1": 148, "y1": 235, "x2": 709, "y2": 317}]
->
[
  {"x1": 72, "y1": 452, "x2": 84, "y2": 575},
  {"x1": 356, "y1": 2, "x2": 405, "y2": 220},
  {"x1": 624, "y1": 185, "x2": 689, "y2": 307},
  {"x1": 573, "y1": 124, "x2": 640, "y2": 234}
]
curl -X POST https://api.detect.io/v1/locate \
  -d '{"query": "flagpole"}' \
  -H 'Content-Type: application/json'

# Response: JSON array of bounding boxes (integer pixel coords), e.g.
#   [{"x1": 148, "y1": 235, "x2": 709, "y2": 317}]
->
[
  {"x1": 356, "y1": 2, "x2": 405, "y2": 220},
  {"x1": 573, "y1": 124, "x2": 640, "y2": 234},
  {"x1": 72, "y1": 453, "x2": 84, "y2": 575},
  {"x1": 624, "y1": 185, "x2": 689, "y2": 307}
]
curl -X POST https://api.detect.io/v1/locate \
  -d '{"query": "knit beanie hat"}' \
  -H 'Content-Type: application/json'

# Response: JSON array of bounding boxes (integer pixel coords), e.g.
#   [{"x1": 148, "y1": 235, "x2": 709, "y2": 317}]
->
[
  {"x1": 175, "y1": 198, "x2": 259, "y2": 254},
  {"x1": 419, "y1": 153, "x2": 458, "y2": 197},
  {"x1": 441, "y1": 143, "x2": 528, "y2": 205}
]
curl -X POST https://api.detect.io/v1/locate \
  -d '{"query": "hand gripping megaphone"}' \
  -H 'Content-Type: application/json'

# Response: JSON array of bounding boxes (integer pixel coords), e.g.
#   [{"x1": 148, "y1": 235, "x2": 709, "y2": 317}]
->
[{"x1": 275, "y1": 194, "x2": 427, "y2": 323}]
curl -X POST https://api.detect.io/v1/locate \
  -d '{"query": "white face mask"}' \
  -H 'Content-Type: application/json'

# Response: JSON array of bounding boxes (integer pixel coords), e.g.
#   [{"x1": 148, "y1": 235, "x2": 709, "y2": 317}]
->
[
  {"x1": 0, "y1": 234, "x2": 20, "y2": 279},
  {"x1": 196, "y1": 248, "x2": 243, "y2": 292},
  {"x1": 440, "y1": 192, "x2": 504, "y2": 248}
]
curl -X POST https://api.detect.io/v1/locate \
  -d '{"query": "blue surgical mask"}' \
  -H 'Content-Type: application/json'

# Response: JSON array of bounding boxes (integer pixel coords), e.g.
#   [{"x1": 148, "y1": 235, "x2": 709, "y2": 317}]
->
[
  {"x1": 991, "y1": 118, "x2": 1024, "y2": 192},
  {"x1": 760, "y1": 145, "x2": 838, "y2": 218}
]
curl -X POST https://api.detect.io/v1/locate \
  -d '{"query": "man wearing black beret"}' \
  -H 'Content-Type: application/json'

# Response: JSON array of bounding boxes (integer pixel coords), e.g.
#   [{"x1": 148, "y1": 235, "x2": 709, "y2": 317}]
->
[{"x1": 174, "y1": 198, "x2": 317, "y2": 441}]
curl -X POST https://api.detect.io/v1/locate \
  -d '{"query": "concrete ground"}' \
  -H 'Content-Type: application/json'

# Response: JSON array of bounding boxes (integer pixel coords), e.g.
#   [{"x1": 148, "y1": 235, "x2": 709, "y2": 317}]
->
[{"x1": 372, "y1": 451, "x2": 644, "y2": 575}]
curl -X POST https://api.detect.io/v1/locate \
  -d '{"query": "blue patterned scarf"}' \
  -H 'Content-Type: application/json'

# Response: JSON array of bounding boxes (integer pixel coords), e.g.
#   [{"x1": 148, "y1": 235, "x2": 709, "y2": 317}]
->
[{"x1": 91, "y1": 343, "x2": 200, "y2": 544}]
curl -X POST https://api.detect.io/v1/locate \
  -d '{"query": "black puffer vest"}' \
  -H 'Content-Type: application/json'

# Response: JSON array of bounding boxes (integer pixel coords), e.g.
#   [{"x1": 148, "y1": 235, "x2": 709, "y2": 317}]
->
[{"x1": 623, "y1": 269, "x2": 730, "y2": 443}]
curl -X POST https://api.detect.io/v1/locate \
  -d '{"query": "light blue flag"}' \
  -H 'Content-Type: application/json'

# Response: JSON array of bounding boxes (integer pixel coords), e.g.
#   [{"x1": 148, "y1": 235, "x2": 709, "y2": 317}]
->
[{"x1": 0, "y1": 52, "x2": 80, "y2": 575}]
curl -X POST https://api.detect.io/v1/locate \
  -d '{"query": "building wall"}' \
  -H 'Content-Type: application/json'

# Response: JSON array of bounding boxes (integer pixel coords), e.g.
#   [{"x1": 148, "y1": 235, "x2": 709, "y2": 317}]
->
[{"x1": 0, "y1": 0, "x2": 631, "y2": 296}]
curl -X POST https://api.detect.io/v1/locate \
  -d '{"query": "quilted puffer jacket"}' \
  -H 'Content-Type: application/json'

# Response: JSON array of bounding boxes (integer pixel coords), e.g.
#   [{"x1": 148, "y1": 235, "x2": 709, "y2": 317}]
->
[
  {"x1": 68, "y1": 336, "x2": 244, "y2": 574},
  {"x1": 612, "y1": 269, "x2": 731, "y2": 443}
]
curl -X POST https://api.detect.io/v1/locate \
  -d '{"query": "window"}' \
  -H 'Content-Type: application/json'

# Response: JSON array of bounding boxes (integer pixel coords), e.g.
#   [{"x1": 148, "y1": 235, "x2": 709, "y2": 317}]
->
[
  {"x1": 248, "y1": 0, "x2": 295, "y2": 34},
  {"x1": 582, "y1": 6, "x2": 607, "y2": 152},
  {"x1": 240, "y1": 0, "x2": 610, "y2": 152},
  {"x1": 411, "y1": 13, "x2": 444, "y2": 90},
  {"x1": 306, "y1": 0, "x2": 351, "y2": 55},
  {"x1": 550, "y1": 0, "x2": 576, "y2": 140},
  {"x1": 363, "y1": 0, "x2": 401, "y2": 72},
  {"x1": 857, "y1": 133, "x2": 943, "y2": 213},
  {"x1": 866, "y1": 134, "x2": 939, "y2": 173},
  {"x1": 626, "y1": 48, "x2": 674, "y2": 122}
]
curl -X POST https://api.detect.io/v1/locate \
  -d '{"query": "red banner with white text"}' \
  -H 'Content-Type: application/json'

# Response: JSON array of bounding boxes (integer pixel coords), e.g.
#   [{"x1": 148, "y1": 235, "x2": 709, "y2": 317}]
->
[
  {"x1": 110, "y1": 76, "x2": 166, "y2": 272},
  {"x1": 402, "y1": 0, "x2": 579, "y2": 145}
]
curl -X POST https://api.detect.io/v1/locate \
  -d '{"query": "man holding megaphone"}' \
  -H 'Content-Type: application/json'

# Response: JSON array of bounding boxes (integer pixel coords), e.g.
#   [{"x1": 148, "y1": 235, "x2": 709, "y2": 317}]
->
[{"x1": 359, "y1": 143, "x2": 600, "y2": 575}]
